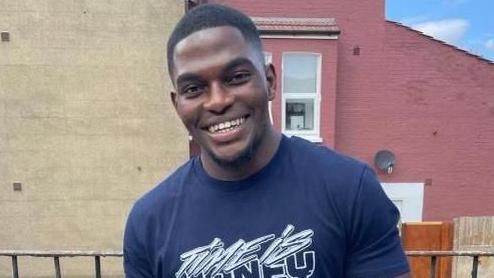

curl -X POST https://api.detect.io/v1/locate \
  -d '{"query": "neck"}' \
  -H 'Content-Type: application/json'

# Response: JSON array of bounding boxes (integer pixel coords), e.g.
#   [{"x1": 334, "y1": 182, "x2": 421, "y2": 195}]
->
[{"x1": 201, "y1": 129, "x2": 282, "y2": 181}]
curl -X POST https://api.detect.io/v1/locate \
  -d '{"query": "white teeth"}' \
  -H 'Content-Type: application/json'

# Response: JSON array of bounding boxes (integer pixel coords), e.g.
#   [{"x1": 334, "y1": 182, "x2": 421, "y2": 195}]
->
[{"x1": 208, "y1": 117, "x2": 245, "y2": 133}]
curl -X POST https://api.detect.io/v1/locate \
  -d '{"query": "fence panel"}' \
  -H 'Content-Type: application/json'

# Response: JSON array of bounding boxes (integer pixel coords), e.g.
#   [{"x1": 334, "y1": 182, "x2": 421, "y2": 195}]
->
[
  {"x1": 402, "y1": 222, "x2": 453, "y2": 277},
  {"x1": 2, "y1": 250, "x2": 494, "y2": 278}
]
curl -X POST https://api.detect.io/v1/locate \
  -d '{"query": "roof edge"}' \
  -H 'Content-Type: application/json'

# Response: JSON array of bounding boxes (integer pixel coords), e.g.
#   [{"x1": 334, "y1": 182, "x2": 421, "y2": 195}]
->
[
  {"x1": 259, "y1": 29, "x2": 341, "y2": 36},
  {"x1": 252, "y1": 16, "x2": 341, "y2": 37},
  {"x1": 386, "y1": 20, "x2": 493, "y2": 65}
]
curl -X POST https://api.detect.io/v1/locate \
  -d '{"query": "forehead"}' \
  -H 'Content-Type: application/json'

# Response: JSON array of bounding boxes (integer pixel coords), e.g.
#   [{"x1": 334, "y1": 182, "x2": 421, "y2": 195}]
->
[{"x1": 172, "y1": 26, "x2": 258, "y2": 79}]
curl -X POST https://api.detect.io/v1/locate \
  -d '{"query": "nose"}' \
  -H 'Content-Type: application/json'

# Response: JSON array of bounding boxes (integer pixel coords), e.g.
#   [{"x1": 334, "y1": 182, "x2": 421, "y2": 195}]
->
[{"x1": 203, "y1": 81, "x2": 234, "y2": 113}]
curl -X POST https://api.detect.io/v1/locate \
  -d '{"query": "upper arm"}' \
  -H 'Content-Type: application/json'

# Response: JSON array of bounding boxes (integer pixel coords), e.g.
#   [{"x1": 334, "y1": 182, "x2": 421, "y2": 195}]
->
[
  {"x1": 345, "y1": 166, "x2": 410, "y2": 278},
  {"x1": 123, "y1": 210, "x2": 154, "y2": 278}
]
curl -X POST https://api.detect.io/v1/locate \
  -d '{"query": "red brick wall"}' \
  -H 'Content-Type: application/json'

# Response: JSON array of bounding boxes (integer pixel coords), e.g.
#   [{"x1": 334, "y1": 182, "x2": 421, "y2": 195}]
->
[
  {"x1": 336, "y1": 22, "x2": 494, "y2": 221},
  {"x1": 209, "y1": 1, "x2": 494, "y2": 221},
  {"x1": 212, "y1": 0, "x2": 388, "y2": 149},
  {"x1": 337, "y1": 22, "x2": 494, "y2": 221},
  {"x1": 375, "y1": 23, "x2": 493, "y2": 220}
]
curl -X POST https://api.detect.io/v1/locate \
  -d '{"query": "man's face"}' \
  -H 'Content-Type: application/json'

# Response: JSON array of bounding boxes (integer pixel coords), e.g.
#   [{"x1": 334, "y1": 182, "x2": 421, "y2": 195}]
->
[{"x1": 170, "y1": 26, "x2": 276, "y2": 169}]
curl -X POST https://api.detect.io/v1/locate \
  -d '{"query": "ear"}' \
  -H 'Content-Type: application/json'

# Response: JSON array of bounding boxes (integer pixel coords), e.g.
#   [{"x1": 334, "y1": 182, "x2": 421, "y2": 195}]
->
[{"x1": 265, "y1": 63, "x2": 277, "y2": 101}]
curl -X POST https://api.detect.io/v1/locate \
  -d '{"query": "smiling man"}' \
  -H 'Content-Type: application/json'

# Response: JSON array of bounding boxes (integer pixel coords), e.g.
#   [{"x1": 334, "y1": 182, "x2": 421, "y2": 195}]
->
[{"x1": 124, "y1": 4, "x2": 410, "y2": 278}]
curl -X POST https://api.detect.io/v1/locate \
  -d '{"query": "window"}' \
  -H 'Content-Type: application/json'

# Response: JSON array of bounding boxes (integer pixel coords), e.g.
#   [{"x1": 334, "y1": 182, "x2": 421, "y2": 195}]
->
[
  {"x1": 264, "y1": 52, "x2": 272, "y2": 64},
  {"x1": 282, "y1": 53, "x2": 321, "y2": 142},
  {"x1": 264, "y1": 52, "x2": 273, "y2": 124}
]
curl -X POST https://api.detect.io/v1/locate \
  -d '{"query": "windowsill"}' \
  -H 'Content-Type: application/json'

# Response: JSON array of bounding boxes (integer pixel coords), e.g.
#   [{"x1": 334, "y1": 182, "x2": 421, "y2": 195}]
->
[{"x1": 283, "y1": 132, "x2": 323, "y2": 143}]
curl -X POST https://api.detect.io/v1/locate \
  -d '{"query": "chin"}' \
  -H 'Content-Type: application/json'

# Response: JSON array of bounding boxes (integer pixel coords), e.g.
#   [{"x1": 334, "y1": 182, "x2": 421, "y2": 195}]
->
[{"x1": 208, "y1": 144, "x2": 256, "y2": 169}]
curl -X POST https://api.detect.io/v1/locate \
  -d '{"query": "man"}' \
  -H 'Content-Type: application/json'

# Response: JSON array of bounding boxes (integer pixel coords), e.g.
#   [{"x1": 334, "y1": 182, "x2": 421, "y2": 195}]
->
[{"x1": 124, "y1": 4, "x2": 410, "y2": 278}]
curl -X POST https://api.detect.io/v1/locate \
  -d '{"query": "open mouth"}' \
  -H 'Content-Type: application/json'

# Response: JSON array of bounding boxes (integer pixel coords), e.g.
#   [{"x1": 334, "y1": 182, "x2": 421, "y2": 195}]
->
[{"x1": 207, "y1": 116, "x2": 246, "y2": 134}]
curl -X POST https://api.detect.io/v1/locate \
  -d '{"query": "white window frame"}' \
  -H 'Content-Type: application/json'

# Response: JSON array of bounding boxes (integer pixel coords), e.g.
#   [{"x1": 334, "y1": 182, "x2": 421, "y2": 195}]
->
[
  {"x1": 264, "y1": 52, "x2": 273, "y2": 124},
  {"x1": 281, "y1": 52, "x2": 322, "y2": 142},
  {"x1": 264, "y1": 52, "x2": 272, "y2": 64}
]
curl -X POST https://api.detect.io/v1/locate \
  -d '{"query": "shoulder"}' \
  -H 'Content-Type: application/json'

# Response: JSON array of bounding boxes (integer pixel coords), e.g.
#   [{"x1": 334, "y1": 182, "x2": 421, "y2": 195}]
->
[
  {"x1": 283, "y1": 136, "x2": 376, "y2": 218},
  {"x1": 124, "y1": 159, "x2": 197, "y2": 273},
  {"x1": 285, "y1": 136, "x2": 368, "y2": 181},
  {"x1": 127, "y1": 159, "x2": 195, "y2": 223}
]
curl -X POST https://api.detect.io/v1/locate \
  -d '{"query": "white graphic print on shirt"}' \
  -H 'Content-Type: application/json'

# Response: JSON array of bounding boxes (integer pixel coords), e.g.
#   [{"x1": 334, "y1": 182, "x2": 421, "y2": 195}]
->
[{"x1": 175, "y1": 225, "x2": 315, "y2": 278}]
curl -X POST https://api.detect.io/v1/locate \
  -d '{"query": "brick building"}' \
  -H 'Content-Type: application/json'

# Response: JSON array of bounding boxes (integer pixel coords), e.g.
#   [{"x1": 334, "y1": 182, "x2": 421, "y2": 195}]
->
[{"x1": 203, "y1": 0, "x2": 494, "y2": 222}]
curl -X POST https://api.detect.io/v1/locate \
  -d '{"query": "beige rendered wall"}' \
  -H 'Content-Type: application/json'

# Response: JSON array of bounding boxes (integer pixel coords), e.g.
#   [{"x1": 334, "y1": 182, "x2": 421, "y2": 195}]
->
[{"x1": 0, "y1": 0, "x2": 186, "y2": 276}]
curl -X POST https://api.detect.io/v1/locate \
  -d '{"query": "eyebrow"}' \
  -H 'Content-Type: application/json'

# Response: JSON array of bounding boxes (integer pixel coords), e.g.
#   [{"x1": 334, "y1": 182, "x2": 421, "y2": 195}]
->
[
  {"x1": 221, "y1": 57, "x2": 255, "y2": 74},
  {"x1": 176, "y1": 72, "x2": 202, "y2": 86},
  {"x1": 175, "y1": 57, "x2": 255, "y2": 86}
]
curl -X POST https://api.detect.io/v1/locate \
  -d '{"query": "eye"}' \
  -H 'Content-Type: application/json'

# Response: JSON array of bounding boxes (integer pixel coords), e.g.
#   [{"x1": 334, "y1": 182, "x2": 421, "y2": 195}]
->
[
  {"x1": 181, "y1": 84, "x2": 204, "y2": 98},
  {"x1": 225, "y1": 71, "x2": 251, "y2": 86}
]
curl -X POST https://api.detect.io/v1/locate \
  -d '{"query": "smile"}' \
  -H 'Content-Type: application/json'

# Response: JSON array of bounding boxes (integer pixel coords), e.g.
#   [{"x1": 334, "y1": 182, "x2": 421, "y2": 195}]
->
[{"x1": 207, "y1": 117, "x2": 245, "y2": 134}]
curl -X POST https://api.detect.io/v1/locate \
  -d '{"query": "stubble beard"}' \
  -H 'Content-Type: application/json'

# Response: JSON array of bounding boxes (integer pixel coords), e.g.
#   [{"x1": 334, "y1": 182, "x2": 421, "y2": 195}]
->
[
  {"x1": 205, "y1": 115, "x2": 271, "y2": 171},
  {"x1": 201, "y1": 99, "x2": 273, "y2": 172},
  {"x1": 207, "y1": 129, "x2": 262, "y2": 170}
]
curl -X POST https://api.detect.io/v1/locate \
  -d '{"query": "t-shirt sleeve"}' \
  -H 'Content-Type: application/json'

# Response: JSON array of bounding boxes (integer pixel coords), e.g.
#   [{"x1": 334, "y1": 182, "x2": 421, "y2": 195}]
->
[
  {"x1": 123, "y1": 209, "x2": 154, "y2": 278},
  {"x1": 345, "y1": 166, "x2": 410, "y2": 278}
]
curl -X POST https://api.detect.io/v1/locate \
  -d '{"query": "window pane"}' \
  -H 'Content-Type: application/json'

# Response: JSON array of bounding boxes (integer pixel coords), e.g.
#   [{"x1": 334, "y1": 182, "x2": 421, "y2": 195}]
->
[
  {"x1": 264, "y1": 52, "x2": 272, "y2": 64},
  {"x1": 285, "y1": 99, "x2": 314, "y2": 131},
  {"x1": 283, "y1": 54, "x2": 317, "y2": 94}
]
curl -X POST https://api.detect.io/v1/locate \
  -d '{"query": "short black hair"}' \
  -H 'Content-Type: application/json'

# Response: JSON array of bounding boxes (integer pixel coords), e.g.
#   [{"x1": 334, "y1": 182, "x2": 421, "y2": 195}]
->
[{"x1": 166, "y1": 4, "x2": 264, "y2": 77}]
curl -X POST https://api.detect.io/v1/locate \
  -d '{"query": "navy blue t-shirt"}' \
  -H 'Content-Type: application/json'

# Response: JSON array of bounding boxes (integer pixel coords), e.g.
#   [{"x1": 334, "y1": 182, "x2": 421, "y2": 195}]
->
[{"x1": 124, "y1": 136, "x2": 409, "y2": 277}]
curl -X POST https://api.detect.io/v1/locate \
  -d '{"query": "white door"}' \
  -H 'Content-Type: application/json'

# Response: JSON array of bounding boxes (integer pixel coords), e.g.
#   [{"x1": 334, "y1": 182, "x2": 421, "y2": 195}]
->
[{"x1": 381, "y1": 183, "x2": 424, "y2": 223}]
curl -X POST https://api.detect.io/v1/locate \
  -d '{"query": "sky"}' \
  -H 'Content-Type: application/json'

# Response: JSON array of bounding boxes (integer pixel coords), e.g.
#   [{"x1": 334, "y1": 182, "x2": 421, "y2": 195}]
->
[{"x1": 386, "y1": 0, "x2": 494, "y2": 62}]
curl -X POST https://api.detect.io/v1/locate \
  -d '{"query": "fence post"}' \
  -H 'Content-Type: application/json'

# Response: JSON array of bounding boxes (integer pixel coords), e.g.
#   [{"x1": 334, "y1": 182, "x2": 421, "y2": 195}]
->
[
  {"x1": 11, "y1": 255, "x2": 19, "y2": 278},
  {"x1": 430, "y1": 256, "x2": 437, "y2": 278},
  {"x1": 471, "y1": 256, "x2": 479, "y2": 278},
  {"x1": 95, "y1": 256, "x2": 101, "y2": 278},
  {"x1": 54, "y1": 256, "x2": 62, "y2": 278}
]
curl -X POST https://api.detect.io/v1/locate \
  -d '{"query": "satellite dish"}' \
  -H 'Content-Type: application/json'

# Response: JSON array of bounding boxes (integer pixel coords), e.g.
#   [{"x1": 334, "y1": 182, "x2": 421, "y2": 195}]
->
[{"x1": 374, "y1": 150, "x2": 396, "y2": 174}]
